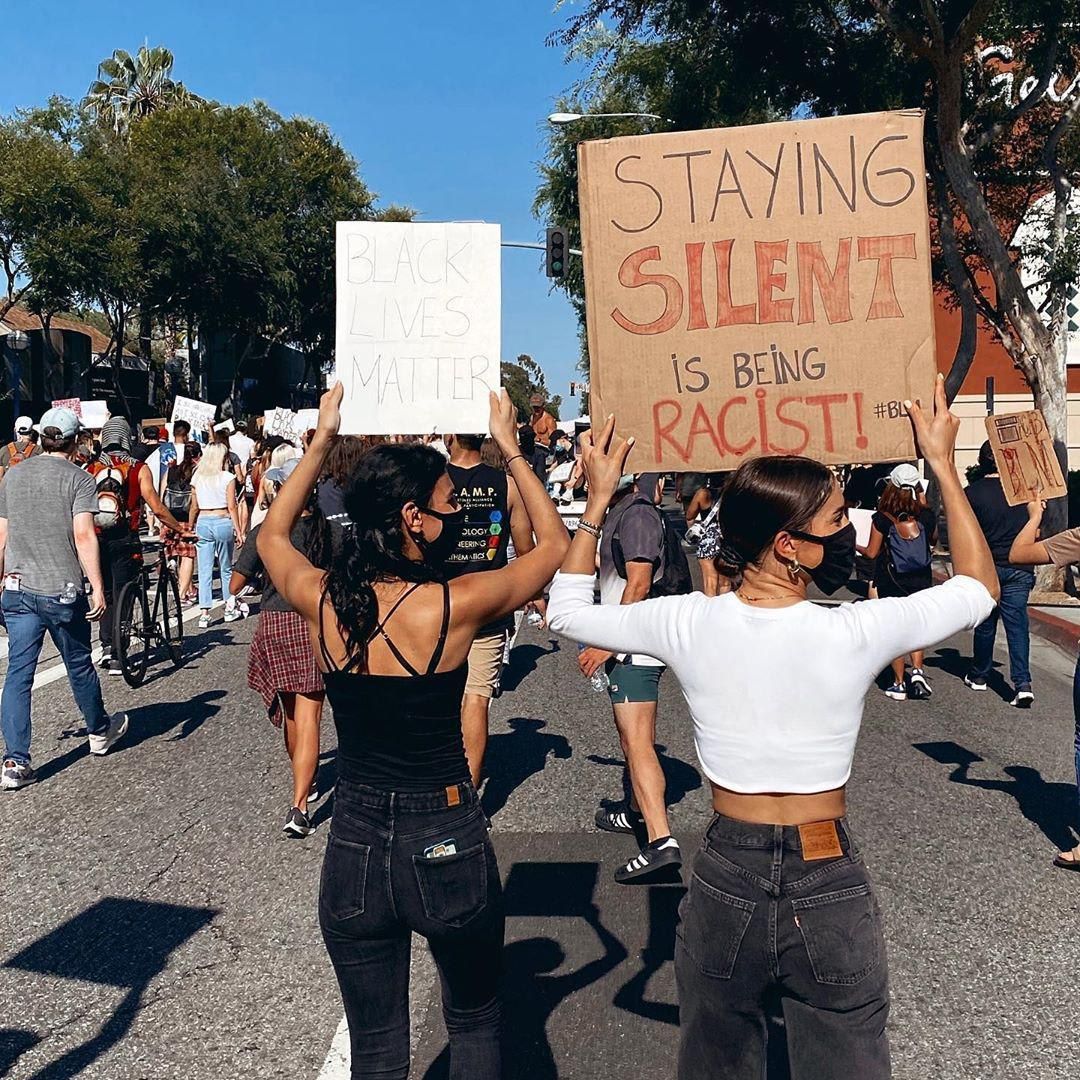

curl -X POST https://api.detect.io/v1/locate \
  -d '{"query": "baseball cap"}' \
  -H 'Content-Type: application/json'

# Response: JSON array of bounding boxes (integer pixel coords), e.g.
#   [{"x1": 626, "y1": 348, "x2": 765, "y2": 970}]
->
[
  {"x1": 264, "y1": 457, "x2": 300, "y2": 485},
  {"x1": 888, "y1": 463, "x2": 922, "y2": 490},
  {"x1": 14, "y1": 415, "x2": 32, "y2": 435},
  {"x1": 37, "y1": 407, "x2": 80, "y2": 439}
]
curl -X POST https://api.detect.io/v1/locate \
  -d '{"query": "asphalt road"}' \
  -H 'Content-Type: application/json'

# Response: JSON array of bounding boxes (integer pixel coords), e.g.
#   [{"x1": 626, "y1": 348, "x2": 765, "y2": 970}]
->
[{"x1": 1, "y1": 579, "x2": 1078, "y2": 1079}]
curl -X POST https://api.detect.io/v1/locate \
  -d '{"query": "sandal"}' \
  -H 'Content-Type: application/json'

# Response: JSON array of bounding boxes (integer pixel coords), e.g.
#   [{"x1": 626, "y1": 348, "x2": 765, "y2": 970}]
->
[{"x1": 1053, "y1": 846, "x2": 1080, "y2": 872}]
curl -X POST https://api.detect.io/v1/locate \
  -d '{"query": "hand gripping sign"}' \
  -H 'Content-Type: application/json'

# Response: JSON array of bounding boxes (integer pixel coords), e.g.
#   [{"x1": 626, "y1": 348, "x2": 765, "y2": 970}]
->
[{"x1": 577, "y1": 109, "x2": 938, "y2": 468}]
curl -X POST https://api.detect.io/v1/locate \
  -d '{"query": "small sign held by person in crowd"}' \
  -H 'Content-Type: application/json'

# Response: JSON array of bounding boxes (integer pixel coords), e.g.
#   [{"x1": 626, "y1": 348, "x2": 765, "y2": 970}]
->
[{"x1": 985, "y1": 409, "x2": 1067, "y2": 506}]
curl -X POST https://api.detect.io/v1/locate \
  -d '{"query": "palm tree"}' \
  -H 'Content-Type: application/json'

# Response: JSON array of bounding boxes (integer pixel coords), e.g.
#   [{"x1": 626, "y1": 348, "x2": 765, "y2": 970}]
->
[{"x1": 82, "y1": 46, "x2": 204, "y2": 136}]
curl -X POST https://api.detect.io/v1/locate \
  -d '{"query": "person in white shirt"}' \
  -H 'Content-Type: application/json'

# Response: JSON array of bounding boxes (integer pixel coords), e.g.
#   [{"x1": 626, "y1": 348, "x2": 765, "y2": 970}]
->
[
  {"x1": 190, "y1": 443, "x2": 244, "y2": 629},
  {"x1": 546, "y1": 376, "x2": 999, "y2": 1080}
]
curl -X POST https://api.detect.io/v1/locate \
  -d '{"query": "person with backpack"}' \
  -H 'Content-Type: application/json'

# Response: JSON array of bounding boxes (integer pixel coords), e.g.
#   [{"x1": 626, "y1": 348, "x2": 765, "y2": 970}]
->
[
  {"x1": 0, "y1": 415, "x2": 43, "y2": 480},
  {"x1": 858, "y1": 463, "x2": 937, "y2": 701},
  {"x1": 88, "y1": 418, "x2": 189, "y2": 674},
  {"x1": 579, "y1": 471, "x2": 691, "y2": 884},
  {"x1": 162, "y1": 441, "x2": 203, "y2": 607}
]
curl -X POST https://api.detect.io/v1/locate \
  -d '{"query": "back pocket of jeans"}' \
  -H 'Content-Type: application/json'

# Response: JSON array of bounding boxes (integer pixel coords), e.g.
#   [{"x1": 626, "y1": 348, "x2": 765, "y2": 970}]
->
[
  {"x1": 319, "y1": 835, "x2": 370, "y2": 922},
  {"x1": 791, "y1": 883, "x2": 883, "y2": 986},
  {"x1": 413, "y1": 842, "x2": 489, "y2": 928},
  {"x1": 676, "y1": 872, "x2": 755, "y2": 979}
]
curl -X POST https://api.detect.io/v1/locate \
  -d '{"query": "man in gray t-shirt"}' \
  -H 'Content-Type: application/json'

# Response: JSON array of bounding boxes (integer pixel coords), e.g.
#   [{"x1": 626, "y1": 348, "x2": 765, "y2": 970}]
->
[{"x1": 0, "y1": 406, "x2": 126, "y2": 790}]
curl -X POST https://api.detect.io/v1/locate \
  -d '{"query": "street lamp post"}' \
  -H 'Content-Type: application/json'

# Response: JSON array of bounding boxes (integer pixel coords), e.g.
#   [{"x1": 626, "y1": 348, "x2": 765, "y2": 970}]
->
[
  {"x1": 5, "y1": 330, "x2": 31, "y2": 422},
  {"x1": 547, "y1": 111, "x2": 674, "y2": 126}
]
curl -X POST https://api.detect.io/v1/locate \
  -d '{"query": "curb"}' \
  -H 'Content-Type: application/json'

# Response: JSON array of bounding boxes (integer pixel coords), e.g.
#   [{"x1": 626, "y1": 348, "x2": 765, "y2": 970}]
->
[{"x1": 932, "y1": 568, "x2": 1079, "y2": 659}]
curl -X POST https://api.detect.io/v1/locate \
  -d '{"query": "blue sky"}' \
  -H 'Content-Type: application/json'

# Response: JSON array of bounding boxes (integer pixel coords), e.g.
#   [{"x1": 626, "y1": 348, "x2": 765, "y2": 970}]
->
[{"x1": 0, "y1": 1, "x2": 588, "y2": 414}]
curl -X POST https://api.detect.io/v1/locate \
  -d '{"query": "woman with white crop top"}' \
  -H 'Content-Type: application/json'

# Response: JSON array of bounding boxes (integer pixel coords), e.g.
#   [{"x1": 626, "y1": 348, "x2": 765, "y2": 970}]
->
[
  {"x1": 190, "y1": 443, "x2": 244, "y2": 629},
  {"x1": 546, "y1": 377, "x2": 999, "y2": 1080}
]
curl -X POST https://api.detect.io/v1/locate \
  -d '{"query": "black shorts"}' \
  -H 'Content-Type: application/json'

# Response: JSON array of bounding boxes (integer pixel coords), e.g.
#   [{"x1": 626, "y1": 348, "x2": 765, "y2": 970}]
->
[{"x1": 874, "y1": 569, "x2": 932, "y2": 599}]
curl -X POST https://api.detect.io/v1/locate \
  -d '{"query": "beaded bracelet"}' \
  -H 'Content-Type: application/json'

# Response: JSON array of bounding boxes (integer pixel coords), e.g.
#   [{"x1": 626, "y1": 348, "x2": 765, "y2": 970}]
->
[{"x1": 577, "y1": 519, "x2": 603, "y2": 538}]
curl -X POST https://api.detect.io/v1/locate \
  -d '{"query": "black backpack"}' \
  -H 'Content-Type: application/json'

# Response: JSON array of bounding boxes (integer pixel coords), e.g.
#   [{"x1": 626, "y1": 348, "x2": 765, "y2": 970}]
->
[{"x1": 612, "y1": 500, "x2": 693, "y2": 599}]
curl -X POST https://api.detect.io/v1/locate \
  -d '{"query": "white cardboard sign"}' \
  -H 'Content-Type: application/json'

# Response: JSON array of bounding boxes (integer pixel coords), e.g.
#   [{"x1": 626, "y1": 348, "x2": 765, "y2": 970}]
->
[
  {"x1": 171, "y1": 395, "x2": 216, "y2": 434},
  {"x1": 81, "y1": 400, "x2": 108, "y2": 429},
  {"x1": 334, "y1": 221, "x2": 501, "y2": 435},
  {"x1": 264, "y1": 408, "x2": 300, "y2": 442}
]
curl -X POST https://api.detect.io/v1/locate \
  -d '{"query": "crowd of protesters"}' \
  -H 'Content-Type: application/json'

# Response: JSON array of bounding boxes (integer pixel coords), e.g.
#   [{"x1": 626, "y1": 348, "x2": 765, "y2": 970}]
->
[{"x1": 3, "y1": 380, "x2": 1080, "y2": 1079}]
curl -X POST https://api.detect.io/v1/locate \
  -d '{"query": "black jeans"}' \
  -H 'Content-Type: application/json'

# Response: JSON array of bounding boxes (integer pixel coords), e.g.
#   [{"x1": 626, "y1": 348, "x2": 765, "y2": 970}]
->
[
  {"x1": 98, "y1": 529, "x2": 141, "y2": 651},
  {"x1": 676, "y1": 815, "x2": 890, "y2": 1080},
  {"x1": 320, "y1": 779, "x2": 503, "y2": 1080}
]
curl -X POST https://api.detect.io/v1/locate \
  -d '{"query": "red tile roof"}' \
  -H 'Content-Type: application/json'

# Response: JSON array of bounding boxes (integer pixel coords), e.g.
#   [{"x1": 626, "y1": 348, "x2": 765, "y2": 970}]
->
[{"x1": 0, "y1": 303, "x2": 134, "y2": 356}]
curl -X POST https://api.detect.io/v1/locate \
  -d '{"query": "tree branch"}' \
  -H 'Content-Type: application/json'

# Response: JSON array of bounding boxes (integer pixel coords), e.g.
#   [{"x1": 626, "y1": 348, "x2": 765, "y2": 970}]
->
[
  {"x1": 969, "y1": 37, "x2": 1061, "y2": 152},
  {"x1": 869, "y1": 0, "x2": 933, "y2": 59}
]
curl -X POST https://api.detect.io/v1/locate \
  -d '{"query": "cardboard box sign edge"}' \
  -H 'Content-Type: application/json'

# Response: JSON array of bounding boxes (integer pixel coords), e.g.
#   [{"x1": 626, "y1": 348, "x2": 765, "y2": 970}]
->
[
  {"x1": 578, "y1": 107, "x2": 936, "y2": 471},
  {"x1": 983, "y1": 409, "x2": 1067, "y2": 507}
]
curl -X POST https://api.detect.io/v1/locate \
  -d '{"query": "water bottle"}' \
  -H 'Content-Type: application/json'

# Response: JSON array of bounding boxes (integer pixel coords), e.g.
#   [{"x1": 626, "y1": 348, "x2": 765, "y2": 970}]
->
[
  {"x1": 578, "y1": 643, "x2": 610, "y2": 694},
  {"x1": 58, "y1": 581, "x2": 79, "y2": 605},
  {"x1": 526, "y1": 608, "x2": 544, "y2": 629}
]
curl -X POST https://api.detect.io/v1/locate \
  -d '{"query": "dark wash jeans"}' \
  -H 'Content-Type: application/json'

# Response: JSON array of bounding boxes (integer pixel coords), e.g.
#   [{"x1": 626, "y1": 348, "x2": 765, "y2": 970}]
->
[
  {"x1": 1, "y1": 590, "x2": 108, "y2": 764},
  {"x1": 971, "y1": 565, "x2": 1035, "y2": 688},
  {"x1": 320, "y1": 778, "x2": 503, "y2": 1080},
  {"x1": 676, "y1": 814, "x2": 890, "y2": 1080}
]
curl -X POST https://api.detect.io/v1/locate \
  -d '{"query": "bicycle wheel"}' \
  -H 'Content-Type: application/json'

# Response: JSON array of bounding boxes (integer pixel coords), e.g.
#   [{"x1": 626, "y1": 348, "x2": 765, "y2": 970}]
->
[
  {"x1": 115, "y1": 578, "x2": 149, "y2": 687},
  {"x1": 155, "y1": 565, "x2": 184, "y2": 665}
]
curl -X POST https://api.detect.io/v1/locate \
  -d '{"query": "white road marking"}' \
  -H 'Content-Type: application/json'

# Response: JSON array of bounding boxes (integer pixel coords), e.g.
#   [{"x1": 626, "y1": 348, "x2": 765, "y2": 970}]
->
[{"x1": 27, "y1": 598, "x2": 226, "y2": 692}]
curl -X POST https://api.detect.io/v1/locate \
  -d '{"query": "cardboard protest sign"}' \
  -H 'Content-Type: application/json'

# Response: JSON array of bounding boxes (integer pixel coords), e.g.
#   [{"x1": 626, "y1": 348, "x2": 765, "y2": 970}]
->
[
  {"x1": 577, "y1": 109, "x2": 937, "y2": 468},
  {"x1": 334, "y1": 221, "x2": 501, "y2": 435},
  {"x1": 51, "y1": 398, "x2": 82, "y2": 418},
  {"x1": 264, "y1": 408, "x2": 300, "y2": 442},
  {"x1": 81, "y1": 400, "x2": 108, "y2": 429},
  {"x1": 171, "y1": 395, "x2": 216, "y2": 434},
  {"x1": 984, "y1": 409, "x2": 1067, "y2": 506},
  {"x1": 213, "y1": 419, "x2": 235, "y2": 434}
]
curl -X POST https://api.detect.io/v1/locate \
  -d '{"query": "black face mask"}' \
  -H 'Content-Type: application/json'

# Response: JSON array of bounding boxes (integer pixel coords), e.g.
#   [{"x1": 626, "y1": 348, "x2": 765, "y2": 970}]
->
[
  {"x1": 788, "y1": 522, "x2": 857, "y2": 595},
  {"x1": 417, "y1": 505, "x2": 466, "y2": 565}
]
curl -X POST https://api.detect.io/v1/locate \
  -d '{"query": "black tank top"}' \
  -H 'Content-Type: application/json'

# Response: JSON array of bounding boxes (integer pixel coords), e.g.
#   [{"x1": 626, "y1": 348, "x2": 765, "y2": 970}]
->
[
  {"x1": 444, "y1": 462, "x2": 510, "y2": 578},
  {"x1": 318, "y1": 581, "x2": 470, "y2": 792}
]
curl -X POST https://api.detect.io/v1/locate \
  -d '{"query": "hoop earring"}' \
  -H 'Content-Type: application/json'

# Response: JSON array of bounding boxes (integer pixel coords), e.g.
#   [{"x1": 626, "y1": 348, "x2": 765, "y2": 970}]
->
[{"x1": 788, "y1": 556, "x2": 802, "y2": 582}]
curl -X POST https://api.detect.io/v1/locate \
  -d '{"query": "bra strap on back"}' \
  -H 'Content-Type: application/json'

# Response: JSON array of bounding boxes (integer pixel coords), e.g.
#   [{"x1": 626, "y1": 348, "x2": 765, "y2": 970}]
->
[{"x1": 425, "y1": 580, "x2": 451, "y2": 675}]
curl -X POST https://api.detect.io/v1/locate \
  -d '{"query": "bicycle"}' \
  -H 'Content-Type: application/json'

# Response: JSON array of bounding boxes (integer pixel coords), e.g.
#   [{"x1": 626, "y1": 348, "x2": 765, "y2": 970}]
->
[{"x1": 113, "y1": 546, "x2": 184, "y2": 687}]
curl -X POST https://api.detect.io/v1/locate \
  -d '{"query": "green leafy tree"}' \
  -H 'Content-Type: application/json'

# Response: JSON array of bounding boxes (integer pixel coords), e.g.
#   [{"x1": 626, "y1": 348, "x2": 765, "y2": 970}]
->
[
  {"x1": 542, "y1": 0, "x2": 1080, "y2": 543},
  {"x1": 501, "y1": 353, "x2": 562, "y2": 421}
]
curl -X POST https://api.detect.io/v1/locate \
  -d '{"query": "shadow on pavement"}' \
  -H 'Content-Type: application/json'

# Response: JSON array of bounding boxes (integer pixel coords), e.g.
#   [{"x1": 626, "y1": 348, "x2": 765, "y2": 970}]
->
[
  {"x1": 31, "y1": 689, "x2": 227, "y2": 785},
  {"x1": 2, "y1": 897, "x2": 216, "y2": 1079},
  {"x1": 422, "y1": 860, "x2": 628, "y2": 1080},
  {"x1": 588, "y1": 743, "x2": 702, "y2": 816},
  {"x1": 481, "y1": 718, "x2": 572, "y2": 820},
  {"x1": 916, "y1": 740, "x2": 1078, "y2": 850},
  {"x1": 499, "y1": 640, "x2": 560, "y2": 694},
  {"x1": 924, "y1": 646, "x2": 1013, "y2": 701}
]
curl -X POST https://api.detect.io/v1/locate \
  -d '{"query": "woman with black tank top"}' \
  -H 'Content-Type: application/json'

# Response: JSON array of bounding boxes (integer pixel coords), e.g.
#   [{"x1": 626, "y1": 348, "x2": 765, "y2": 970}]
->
[{"x1": 258, "y1": 385, "x2": 568, "y2": 1079}]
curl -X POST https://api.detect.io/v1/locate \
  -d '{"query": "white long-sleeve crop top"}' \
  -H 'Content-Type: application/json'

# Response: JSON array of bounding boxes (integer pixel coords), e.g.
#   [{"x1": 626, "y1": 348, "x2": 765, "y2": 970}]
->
[{"x1": 547, "y1": 573, "x2": 995, "y2": 794}]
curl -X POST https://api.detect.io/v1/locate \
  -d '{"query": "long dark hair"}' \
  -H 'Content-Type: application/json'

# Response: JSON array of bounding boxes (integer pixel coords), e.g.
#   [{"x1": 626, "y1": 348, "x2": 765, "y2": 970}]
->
[
  {"x1": 716, "y1": 456, "x2": 834, "y2": 584},
  {"x1": 325, "y1": 443, "x2": 448, "y2": 661}
]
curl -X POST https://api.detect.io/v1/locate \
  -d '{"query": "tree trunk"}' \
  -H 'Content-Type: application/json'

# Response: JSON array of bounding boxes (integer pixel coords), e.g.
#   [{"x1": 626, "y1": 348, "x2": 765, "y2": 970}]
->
[
  {"x1": 139, "y1": 306, "x2": 152, "y2": 361},
  {"x1": 113, "y1": 307, "x2": 131, "y2": 419}
]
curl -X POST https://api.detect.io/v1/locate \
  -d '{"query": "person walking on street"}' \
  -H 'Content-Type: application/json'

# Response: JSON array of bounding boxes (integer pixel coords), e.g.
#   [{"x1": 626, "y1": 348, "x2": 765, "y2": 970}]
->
[
  {"x1": 444, "y1": 432, "x2": 542, "y2": 786},
  {"x1": 191, "y1": 443, "x2": 244, "y2": 629},
  {"x1": 0, "y1": 415, "x2": 43, "y2": 481},
  {"x1": 965, "y1": 440, "x2": 1035, "y2": 706},
  {"x1": 88, "y1": 417, "x2": 188, "y2": 676},
  {"x1": 580, "y1": 471, "x2": 687, "y2": 884},
  {"x1": 547, "y1": 377, "x2": 999, "y2": 1079},
  {"x1": 0, "y1": 407, "x2": 128, "y2": 790},
  {"x1": 1010, "y1": 504, "x2": 1080, "y2": 868},
  {"x1": 857, "y1": 463, "x2": 937, "y2": 701},
  {"x1": 231, "y1": 458, "x2": 330, "y2": 837},
  {"x1": 162, "y1": 442, "x2": 203, "y2": 607},
  {"x1": 257, "y1": 385, "x2": 568, "y2": 1079}
]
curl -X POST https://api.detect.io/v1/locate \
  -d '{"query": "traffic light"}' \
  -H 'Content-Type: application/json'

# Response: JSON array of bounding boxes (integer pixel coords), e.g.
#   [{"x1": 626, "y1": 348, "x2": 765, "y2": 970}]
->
[{"x1": 546, "y1": 226, "x2": 567, "y2": 279}]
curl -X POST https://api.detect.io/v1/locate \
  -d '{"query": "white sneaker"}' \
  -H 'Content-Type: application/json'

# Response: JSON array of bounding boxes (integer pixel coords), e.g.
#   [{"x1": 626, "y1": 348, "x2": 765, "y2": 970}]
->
[
  {"x1": 198, "y1": 614, "x2": 211, "y2": 629},
  {"x1": 223, "y1": 603, "x2": 245, "y2": 623},
  {"x1": 88, "y1": 713, "x2": 129, "y2": 756}
]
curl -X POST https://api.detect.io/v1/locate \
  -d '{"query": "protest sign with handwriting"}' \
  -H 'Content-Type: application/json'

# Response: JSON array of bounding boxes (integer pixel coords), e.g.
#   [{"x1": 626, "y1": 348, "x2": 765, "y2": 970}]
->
[
  {"x1": 985, "y1": 409, "x2": 1067, "y2": 506},
  {"x1": 171, "y1": 395, "x2": 216, "y2": 434},
  {"x1": 578, "y1": 110, "x2": 937, "y2": 467},
  {"x1": 334, "y1": 221, "x2": 500, "y2": 435}
]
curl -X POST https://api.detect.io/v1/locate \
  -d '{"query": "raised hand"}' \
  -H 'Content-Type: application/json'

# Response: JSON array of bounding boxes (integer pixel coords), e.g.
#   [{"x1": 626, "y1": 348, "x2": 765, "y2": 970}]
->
[
  {"x1": 906, "y1": 373, "x2": 958, "y2": 469},
  {"x1": 581, "y1": 415, "x2": 635, "y2": 508},
  {"x1": 488, "y1": 389, "x2": 519, "y2": 455},
  {"x1": 317, "y1": 382, "x2": 343, "y2": 441}
]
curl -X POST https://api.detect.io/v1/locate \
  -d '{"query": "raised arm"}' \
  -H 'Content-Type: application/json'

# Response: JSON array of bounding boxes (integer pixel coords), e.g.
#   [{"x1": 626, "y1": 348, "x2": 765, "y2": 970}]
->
[
  {"x1": 1009, "y1": 501, "x2": 1051, "y2": 565},
  {"x1": 450, "y1": 391, "x2": 569, "y2": 626},
  {"x1": 256, "y1": 388, "x2": 337, "y2": 623},
  {"x1": 908, "y1": 375, "x2": 999, "y2": 603}
]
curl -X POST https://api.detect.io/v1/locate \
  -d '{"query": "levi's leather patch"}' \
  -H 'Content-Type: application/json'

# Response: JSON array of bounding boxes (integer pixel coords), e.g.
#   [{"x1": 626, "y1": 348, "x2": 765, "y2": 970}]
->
[
  {"x1": 445, "y1": 784, "x2": 461, "y2": 807},
  {"x1": 798, "y1": 820, "x2": 843, "y2": 861}
]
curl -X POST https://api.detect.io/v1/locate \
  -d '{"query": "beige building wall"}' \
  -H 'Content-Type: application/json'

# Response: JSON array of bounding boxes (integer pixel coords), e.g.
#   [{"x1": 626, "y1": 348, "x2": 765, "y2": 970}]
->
[{"x1": 951, "y1": 393, "x2": 1080, "y2": 474}]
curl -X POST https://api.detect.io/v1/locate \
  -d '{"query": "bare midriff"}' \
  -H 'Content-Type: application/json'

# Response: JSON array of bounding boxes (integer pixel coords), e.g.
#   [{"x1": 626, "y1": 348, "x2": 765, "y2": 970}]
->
[{"x1": 710, "y1": 782, "x2": 846, "y2": 825}]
